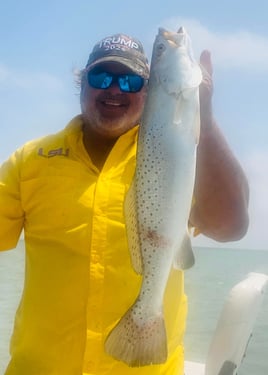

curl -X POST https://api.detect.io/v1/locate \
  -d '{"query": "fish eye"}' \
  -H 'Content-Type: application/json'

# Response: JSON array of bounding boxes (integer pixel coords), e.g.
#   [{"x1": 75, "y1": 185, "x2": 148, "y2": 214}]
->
[
  {"x1": 155, "y1": 43, "x2": 166, "y2": 57},
  {"x1": 157, "y1": 43, "x2": 166, "y2": 52}
]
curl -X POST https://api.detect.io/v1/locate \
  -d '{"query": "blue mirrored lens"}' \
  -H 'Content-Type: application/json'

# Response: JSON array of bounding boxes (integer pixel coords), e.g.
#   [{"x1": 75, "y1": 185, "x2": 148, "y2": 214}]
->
[
  {"x1": 88, "y1": 72, "x2": 113, "y2": 89},
  {"x1": 87, "y1": 71, "x2": 145, "y2": 93},
  {"x1": 118, "y1": 75, "x2": 144, "y2": 92}
]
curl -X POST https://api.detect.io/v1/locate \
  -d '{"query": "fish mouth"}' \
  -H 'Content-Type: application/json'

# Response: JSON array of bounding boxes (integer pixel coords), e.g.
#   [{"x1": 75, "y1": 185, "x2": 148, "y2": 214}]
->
[
  {"x1": 158, "y1": 27, "x2": 186, "y2": 47},
  {"x1": 158, "y1": 26, "x2": 185, "y2": 36},
  {"x1": 177, "y1": 26, "x2": 186, "y2": 34}
]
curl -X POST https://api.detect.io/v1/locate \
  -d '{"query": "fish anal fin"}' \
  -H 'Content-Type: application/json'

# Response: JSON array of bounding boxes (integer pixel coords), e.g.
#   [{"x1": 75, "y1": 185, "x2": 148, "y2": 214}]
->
[
  {"x1": 173, "y1": 232, "x2": 195, "y2": 270},
  {"x1": 105, "y1": 308, "x2": 167, "y2": 366},
  {"x1": 124, "y1": 182, "x2": 143, "y2": 274}
]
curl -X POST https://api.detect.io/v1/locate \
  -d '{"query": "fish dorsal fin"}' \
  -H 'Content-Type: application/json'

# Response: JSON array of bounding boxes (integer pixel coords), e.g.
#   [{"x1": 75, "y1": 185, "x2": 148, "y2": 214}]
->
[
  {"x1": 173, "y1": 232, "x2": 195, "y2": 270},
  {"x1": 124, "y1": 182, "x2": 143, "y2": 275}
]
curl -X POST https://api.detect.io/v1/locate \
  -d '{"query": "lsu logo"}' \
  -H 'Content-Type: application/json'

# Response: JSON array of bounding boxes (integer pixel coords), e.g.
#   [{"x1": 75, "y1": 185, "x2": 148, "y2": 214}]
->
[{"x1": 38, "y1": 147, "x2": 69, "y2": 158}]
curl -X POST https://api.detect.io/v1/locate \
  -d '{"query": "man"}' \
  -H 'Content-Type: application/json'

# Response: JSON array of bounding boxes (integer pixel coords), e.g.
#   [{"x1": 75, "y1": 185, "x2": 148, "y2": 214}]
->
[{"x1": 0, "y1": 33, "x2": 249, "y2": 375}]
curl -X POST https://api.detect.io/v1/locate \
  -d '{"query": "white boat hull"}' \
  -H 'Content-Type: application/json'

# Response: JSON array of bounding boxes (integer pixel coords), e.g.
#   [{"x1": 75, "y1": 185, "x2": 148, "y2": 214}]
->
[{"x1": 185, "y1": 272, "x2": 268, "y2": 375}]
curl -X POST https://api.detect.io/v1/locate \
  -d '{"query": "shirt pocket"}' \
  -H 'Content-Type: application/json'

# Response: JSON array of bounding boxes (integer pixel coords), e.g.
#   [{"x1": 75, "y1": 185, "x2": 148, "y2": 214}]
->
[{"x1": 20, "y1": 175, "x2": 79, "y2": 233}]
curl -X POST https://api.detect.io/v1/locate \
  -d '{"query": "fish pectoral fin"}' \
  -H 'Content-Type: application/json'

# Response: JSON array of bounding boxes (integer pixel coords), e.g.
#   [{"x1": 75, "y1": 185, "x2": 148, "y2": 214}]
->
[
  {"x1": 105, "y1": 308, "x2": 168, "y2": 366},
  {"x1": 124, "y1": 182, "x2": 143, "y2": 275},
  {"x1": 173, "y1": 233, "x2": 195, "y2": 270}
]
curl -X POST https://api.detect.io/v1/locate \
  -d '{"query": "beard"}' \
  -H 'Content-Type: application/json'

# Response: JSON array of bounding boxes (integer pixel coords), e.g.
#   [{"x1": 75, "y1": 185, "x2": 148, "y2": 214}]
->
[{"x1": 81, "y1": 91, "x2": 143, "y2": 139}]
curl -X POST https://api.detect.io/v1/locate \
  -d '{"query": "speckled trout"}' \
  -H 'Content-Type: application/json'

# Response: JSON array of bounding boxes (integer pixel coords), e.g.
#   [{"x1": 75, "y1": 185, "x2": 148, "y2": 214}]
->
[{"x1": 105, "y1": 27, "x2": 202, "y2": 366}]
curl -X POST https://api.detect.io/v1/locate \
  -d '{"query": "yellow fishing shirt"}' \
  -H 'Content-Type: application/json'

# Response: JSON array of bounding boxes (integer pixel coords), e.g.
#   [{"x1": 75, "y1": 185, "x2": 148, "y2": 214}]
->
[{"x1": 0, "y1": 115, "x2": 187, "y2": 375}]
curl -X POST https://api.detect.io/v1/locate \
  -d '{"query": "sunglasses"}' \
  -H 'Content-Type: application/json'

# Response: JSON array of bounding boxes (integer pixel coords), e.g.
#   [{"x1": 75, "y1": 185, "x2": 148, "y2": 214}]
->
[{"x1": 87, "y1": 70, "x2": 147, "y2": 93}]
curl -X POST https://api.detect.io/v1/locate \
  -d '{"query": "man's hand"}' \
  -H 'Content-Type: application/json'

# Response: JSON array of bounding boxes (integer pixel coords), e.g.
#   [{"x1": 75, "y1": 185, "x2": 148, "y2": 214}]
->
[
  {"x1": 199, "y1": 50, "x2": 213, "y2": 118},
  {"x1": 191, "y1": 50, "x2": 249, "y2": 241}
]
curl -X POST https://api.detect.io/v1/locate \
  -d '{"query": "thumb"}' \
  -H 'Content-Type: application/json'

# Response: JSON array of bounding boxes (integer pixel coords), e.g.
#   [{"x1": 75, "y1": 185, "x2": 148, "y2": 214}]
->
[{"x1": 200, "y1": 50, "x2": 213, "y2": 77}]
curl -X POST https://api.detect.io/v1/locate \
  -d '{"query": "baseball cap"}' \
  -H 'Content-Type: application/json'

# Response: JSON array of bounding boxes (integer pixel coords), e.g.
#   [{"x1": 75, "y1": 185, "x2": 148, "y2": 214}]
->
[{"x1": 86, "y1": 33, "x2": 150, "y2": 79}]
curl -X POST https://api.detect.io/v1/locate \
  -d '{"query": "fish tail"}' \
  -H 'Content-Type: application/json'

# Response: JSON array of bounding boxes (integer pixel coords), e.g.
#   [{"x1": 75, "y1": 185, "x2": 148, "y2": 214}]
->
[{"x1": 105, "y1": 307, "x2": 168, "y2": 366}]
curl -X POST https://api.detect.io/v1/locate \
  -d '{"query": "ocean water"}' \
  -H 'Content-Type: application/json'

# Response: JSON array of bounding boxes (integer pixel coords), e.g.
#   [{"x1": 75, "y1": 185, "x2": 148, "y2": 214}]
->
[{"x1": 0, "y1": 241, "x2": 267, "y2": 374}]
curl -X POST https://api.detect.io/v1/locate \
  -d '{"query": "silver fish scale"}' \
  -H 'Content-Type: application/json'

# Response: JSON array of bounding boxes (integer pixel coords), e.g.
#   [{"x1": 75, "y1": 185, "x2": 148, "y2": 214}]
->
[{"x1": 136, "y1": 129, "x2": 166, "y2": 233}]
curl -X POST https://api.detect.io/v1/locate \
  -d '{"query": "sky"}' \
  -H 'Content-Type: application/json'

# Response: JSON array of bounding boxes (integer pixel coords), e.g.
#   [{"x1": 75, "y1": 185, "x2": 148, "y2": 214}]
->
[{"x1": 0, "y1": 0, "x2": 268, "y2": 250}]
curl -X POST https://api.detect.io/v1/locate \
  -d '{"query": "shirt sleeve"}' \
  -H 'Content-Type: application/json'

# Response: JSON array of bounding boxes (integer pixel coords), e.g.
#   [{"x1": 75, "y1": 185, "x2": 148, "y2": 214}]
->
[{"x1": 0, "y1": 149, "x2": 24, "y2": 250}]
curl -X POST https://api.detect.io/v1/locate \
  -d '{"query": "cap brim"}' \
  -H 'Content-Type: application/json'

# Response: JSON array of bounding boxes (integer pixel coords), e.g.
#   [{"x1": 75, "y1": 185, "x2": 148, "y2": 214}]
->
[{"x1": 87, "y1": 56, "x2": 149, "y2": 79}]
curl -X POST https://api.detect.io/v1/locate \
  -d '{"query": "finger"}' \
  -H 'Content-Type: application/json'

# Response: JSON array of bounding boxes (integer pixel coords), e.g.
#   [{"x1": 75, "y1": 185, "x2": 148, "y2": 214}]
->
[{"x1": 200, "y1": 50, "x2": 213, "y2": 77}]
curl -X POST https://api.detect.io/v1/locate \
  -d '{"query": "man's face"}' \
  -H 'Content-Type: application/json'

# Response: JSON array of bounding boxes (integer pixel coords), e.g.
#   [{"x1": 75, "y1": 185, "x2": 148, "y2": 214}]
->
[{"x1": 80, "y1": 62, "x2": 147, "y2": 139}]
